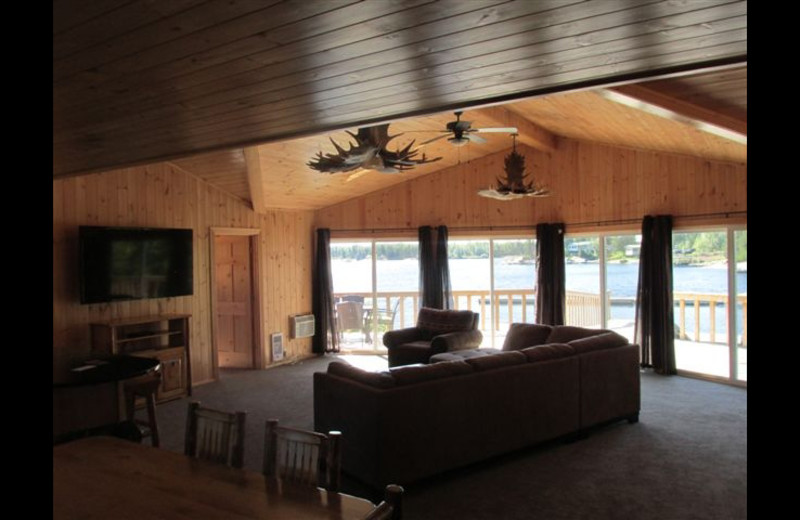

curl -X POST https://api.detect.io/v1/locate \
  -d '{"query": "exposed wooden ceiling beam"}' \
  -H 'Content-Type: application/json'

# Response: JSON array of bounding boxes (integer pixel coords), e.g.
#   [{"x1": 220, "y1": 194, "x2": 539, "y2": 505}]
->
[
  {"x1": 602, "y1": 84, "x2": 747, "y2": 144},
  {"x1": 474, "y1": 105, "x2": 558, "y2": 153},
  {"x1": 244, "y1": 147, "x2": 266, "y2": 214}
]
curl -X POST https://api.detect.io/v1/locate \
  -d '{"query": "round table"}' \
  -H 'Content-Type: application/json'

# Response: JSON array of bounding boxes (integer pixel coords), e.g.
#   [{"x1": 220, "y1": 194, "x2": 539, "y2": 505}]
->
[
  {"x1": 53, "y1": 355, "x2": 161, "y2": 440},
  {"x1": 53, "y1": 354, "x2": 160, "y2": 388}
]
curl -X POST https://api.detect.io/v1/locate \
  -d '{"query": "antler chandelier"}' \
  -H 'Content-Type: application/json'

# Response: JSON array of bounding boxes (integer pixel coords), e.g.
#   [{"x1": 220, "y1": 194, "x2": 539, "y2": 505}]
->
[
  {"x1": 308, "y1": 124, "x2": 441, "y2": 174},
  {"x1": 477, "y1": 134, "x2": 550, "y2": 200}
]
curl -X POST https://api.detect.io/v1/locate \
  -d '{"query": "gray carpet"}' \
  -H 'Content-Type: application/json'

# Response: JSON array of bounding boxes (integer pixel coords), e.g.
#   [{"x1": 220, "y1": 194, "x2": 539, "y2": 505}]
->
[{"x1": 152, "y1": 354, "x2": 747, "y2": 519}]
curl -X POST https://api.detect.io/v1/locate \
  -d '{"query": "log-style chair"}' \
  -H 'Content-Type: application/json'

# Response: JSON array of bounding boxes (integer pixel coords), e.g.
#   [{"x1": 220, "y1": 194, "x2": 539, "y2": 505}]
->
[
  {"x1": 262, "y1": 419, "x2": 342, "y2": 491},
  {"x1": 365, "y1": 485, "x2": 404, "y2": 520},
  {"x1": 184, "y1": 401, "x2": 246, "y2": 468},
  {"x1": 123, "y1": 370, "x2": 162, "y2": 447}
]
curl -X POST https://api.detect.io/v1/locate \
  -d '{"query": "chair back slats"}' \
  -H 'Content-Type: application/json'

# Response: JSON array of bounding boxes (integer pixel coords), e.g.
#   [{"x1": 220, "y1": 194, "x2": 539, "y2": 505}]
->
[
  {"x1": 277, "y1": 436, "x2": 321, "y2": 485},
  {"x1": 184, "y1": 402, "x2": 246, "y2": 468},
  {"x1": 264, "y1": 419, "x2": 342, "y2": 491}
]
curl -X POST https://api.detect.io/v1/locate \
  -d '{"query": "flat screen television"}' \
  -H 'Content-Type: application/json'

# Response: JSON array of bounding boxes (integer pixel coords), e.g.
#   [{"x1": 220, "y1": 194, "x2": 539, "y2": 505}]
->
[{"x1": 79, "y1": 226, "x2": 193, "y2": 304}]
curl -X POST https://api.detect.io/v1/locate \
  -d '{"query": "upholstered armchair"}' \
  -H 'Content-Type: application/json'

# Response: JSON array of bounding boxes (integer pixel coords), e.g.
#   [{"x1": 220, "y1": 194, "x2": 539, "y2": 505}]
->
[{"x1": 383, "y1": 307, "x2": 483, "y2": 367}]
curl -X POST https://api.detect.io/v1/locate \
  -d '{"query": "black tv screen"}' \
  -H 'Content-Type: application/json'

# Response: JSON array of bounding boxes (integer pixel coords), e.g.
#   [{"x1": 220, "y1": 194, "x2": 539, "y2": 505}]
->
[{"x1": 79, "y1": 226, "x2": 193, "y2": 304}]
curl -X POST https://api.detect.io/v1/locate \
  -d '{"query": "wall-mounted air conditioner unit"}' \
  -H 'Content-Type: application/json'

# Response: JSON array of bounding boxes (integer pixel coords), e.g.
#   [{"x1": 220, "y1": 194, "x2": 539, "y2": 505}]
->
[{"x1": 290, "y1": 314, "x2": 315, "y2": 339}]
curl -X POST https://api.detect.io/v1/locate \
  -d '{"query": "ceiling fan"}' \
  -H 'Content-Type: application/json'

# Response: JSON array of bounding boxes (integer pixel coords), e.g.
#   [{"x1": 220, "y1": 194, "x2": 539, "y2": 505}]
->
[{"x1": 419, "y1": 111, "x2": 518, "y2": 147}]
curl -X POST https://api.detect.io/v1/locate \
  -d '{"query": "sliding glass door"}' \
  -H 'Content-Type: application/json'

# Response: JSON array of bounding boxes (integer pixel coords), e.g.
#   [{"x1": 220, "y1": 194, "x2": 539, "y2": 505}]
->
[
  {"x1": 672, "y1": 231, "x2": 730, "y2": 378},
  {"x1": 330, "y1": 240, "x2": 419, "y2": 352},
  {"x1": 671, "y1": 228, "x2": 746, "y2": 383}
]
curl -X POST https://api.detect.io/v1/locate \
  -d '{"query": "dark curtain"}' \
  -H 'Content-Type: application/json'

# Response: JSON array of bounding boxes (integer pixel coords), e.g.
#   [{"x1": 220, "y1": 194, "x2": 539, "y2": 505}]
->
[
  {"x1": 418, "y1": 226, "x2": 442, "y2": 309},
  {"x1": 436, "y1": 225, "x2": 453, "y2": 310},
  {"x1": 635, "y1": 215, "x2": 676, "y2": 374},
  {"x1": 312, "y1": 228, "x2": 338, "y2": 354},
  {"x1": 535, "y1": 223, "x2": 566, "y2": 325}
]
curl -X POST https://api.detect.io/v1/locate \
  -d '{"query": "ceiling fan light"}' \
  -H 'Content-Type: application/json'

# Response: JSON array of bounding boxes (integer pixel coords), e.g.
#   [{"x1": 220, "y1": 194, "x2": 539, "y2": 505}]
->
[{"x1": 448, "y1": 137, "x2": 470, "y2": 147}]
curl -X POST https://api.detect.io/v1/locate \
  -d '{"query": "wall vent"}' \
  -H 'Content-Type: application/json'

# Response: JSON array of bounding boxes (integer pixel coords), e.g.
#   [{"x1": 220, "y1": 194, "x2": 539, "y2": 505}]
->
[{"x1": 290, "y1": 314, "x2": 315, "y2": 339}]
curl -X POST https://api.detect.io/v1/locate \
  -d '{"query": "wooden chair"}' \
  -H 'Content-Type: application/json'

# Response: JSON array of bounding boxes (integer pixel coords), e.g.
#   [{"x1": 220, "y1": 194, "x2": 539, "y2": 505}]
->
[
  {"x1": 262, "y1": 419, "x2": 342, "y2": 492},
  {"x1": 123, "y1": 370, "x2": 162, "y2": 447},
  {"x1": 184, "y1": 401, "x2": 246, "y2": 468},
  {"x1": 365, "y1": 485, "x2": 404, "y2": 520}
]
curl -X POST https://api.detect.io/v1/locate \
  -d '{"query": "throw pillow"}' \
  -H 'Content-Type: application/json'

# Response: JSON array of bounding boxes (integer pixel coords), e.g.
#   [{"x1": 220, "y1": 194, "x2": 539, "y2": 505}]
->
[
  {"x1": 547, "y1": 326, "x2": 609, "y2": 344},
  {"x1": 568, "y1": 331, "x2": 629, "y2": 354},
  {"x1": 501, "y1": 323, "x2": 553, "y2": 351}
]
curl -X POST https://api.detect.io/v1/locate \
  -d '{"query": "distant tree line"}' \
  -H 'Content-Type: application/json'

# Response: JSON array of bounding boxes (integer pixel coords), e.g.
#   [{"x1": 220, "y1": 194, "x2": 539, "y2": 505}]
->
[{"x1": 331, "y1": 241, "x2": 534, "y2": 260}]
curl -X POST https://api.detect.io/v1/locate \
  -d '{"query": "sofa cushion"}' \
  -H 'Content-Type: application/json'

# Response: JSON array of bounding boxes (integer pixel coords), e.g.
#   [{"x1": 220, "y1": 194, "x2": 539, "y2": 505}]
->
[
  {"x1": 327, "y1": 361, "x2": 396, "y2": 389},
  {"x1": 502, "y1": 323, "x2": 554, "y2": 351},
  {"x1": 430, "y1": 348, "x2": 499, "y2": 363},
  {"x1": 568, "y1": 331, "x2": 629, "y2": 354},
  {"x1": 520, "y1": 343, "x2": 576, "y2": 363},
  {"x1": 547, "y1": 326, "x2": 608, "y2": 344},
  {"x1": 465, "y1": 351, "x2": 527, "y2": 371},
  {"x1": 416, "y1": 308, "x2": 477, "y2": 338},
  {"x1": 390, "y1": 360, "x2": 474, "y2": 386}
]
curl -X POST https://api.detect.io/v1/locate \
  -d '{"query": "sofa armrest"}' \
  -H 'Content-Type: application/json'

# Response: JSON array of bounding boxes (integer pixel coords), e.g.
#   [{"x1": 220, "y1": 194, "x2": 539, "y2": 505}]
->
[
  {"x1": 431, "y1": 329, "x2": 484, "y2": 353},
  {"x1": 383, "y1": 327, "x2": 426, "y2": 348}
]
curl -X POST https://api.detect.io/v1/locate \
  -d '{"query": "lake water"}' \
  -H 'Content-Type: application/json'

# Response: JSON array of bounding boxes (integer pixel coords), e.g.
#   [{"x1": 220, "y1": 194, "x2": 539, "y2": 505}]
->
[{"x1": 332, "y1": 258, "x2": 747, "y2": 338}]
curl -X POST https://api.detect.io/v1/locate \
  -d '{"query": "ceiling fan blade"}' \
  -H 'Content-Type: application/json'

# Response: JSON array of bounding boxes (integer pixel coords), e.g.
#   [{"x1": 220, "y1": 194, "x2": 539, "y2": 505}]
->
[
  {"x1": 420, "y1": 134, "x2": 449, "y2": 146},
  {"x1": 467, "y1": 134, "x2": 487, "y2": 144},
  {"x1": 474, "y1": 127, "x2": 518, "y2": 133}
]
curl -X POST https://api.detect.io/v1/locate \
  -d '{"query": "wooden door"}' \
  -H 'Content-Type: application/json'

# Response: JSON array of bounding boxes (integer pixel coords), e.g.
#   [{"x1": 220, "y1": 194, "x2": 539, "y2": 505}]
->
[{"x1": 214, "y1": 235, "x2": 254, "y2": 368}]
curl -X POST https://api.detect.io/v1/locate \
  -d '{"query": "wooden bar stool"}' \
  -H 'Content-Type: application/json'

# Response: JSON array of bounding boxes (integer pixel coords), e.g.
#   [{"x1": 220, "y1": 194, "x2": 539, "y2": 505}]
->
[{"x1": 124, "y1": 370, "x2": 162, "y2": 447}]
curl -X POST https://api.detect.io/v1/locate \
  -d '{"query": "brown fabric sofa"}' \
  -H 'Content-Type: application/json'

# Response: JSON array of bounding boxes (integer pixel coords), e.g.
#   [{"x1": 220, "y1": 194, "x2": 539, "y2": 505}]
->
[
  {"x1": 383, "y1": 307, "x2": 483, "y2": 367},
  {"x1": 314, "y1": 324, "x2": 640, "y2": 490}
]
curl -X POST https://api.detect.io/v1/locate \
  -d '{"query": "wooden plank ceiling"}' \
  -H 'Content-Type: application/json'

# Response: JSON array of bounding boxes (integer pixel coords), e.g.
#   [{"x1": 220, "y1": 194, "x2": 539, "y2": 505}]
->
[
  {"x1": 170, "y1": 65, "x2": 746, "y2": 210},
  {"x1": 54, "y1": 0, "x2": 747, "y2": 181}
]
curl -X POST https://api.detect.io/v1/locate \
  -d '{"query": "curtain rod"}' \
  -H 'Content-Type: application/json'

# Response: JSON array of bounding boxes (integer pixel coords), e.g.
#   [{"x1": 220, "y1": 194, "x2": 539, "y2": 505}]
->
[{"x1": 327, "y1": 211, "x2": 747, "y2": 234}]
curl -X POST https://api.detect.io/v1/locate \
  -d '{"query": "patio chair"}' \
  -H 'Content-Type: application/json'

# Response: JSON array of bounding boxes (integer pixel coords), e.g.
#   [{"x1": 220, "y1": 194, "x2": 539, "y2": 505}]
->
[
  {"x1": 365, "y1": 298, "x2": 402, "y2": 344},
  {"x1": 336, "y1": 300, "x2": 367, "y2": 345}
]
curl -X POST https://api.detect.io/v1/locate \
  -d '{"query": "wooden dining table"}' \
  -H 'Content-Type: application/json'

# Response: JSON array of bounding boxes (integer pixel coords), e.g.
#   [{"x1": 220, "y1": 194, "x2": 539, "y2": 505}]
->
[{"x1": 53, "y1": 436, "x2": 378, "y2": 520}]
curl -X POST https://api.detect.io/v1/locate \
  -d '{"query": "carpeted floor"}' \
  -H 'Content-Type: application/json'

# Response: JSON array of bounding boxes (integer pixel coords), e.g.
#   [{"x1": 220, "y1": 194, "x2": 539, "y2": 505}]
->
[{"x1": 152, "y1": 354, "x2": 747, "y2": 519}]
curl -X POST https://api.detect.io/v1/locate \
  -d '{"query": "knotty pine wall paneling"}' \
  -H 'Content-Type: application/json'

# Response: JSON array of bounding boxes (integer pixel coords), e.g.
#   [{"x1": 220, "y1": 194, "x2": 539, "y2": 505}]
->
[
  {"x1": 53, "y1": 163, "x2": 315, "y2": 385},
  {"x1": 314, "y1": 138, "x2": 746, "y2": 234}
]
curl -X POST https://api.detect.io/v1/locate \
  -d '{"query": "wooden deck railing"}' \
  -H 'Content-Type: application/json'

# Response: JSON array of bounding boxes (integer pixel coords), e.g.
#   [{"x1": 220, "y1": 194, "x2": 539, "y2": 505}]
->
[
  {"x1": 334, "y1": 290, "x2": 748, "y2": 347},
  {"x1": 334, "y1": 288, "x2": 606, "y2": 333},
  {"x1": 674, "y1": 292, "x2": 748, "y2": 346}
]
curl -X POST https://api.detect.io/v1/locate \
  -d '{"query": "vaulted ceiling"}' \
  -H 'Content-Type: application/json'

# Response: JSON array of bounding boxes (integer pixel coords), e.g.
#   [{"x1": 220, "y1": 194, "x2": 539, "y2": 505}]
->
[{"x1": 53, "y1": 0, "x2": 747, "y2": 210}]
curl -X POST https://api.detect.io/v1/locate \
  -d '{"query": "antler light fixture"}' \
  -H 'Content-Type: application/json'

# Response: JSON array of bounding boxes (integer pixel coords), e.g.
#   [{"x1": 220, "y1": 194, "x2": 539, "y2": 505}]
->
[
  {"x1": 308, "y1": 124, "x2": 441, "y2": 174},
  {"x1": 477, "y1": 133, "x2": 550, "y2": 200}
]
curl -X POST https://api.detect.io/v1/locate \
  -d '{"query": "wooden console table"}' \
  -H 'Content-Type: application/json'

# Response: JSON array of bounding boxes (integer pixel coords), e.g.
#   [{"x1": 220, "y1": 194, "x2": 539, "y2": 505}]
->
[{"x1": 53, "y1": 437, "x2": 378, "y2": 520}]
